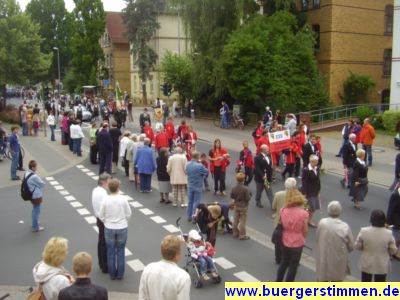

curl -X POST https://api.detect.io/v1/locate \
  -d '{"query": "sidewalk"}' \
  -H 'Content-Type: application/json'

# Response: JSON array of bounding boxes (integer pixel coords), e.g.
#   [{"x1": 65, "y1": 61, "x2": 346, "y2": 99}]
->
[
  {"x1": 0, "y1": 286, "x2": 137, "y2": 300},
  {"x1": 130, "y1": 107, "x2": 396, "y2": 187}
]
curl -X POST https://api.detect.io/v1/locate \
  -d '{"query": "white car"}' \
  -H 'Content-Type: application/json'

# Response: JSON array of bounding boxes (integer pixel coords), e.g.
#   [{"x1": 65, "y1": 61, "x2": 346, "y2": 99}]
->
[{"x1": 73, "y1": 106, "x2": 92, "y2": 122}]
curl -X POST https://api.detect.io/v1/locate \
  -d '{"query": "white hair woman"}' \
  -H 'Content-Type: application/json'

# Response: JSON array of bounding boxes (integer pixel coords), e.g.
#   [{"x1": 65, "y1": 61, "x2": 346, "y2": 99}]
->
[
  {"x1": 349, "y1": 149, "x2": 368, "y2": 209},
  {"x1": 316, "y1": 201, "x2": 354, "y2": 281}
]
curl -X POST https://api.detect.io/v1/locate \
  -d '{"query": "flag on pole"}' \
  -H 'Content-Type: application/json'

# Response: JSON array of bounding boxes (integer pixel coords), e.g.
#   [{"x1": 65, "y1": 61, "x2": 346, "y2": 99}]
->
[{"x1": 115, "y1": 81, "x2": 122, "y2": 109}]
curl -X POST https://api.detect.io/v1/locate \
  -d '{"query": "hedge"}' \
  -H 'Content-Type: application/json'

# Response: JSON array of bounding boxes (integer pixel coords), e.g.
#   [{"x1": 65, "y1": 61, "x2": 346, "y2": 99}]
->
[{"x1": 382, "y1": 110, "x2": 400, "y2": 133}]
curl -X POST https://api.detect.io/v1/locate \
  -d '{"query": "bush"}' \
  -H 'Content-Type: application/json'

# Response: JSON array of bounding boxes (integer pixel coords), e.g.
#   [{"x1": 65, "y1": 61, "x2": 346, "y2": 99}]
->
[
  {"x1": 382, "y1": 110, "x2": 400, "y2": 133},
  {"x1": 353, "y1": 106, "x2": 376, "y2": 122},
  {"x1": 340, "y1": 72, "x2": 376, "y2": 104},
  {"x1": 370, "y1": 114, "x2": 383, "y2": 129},
  {"x1": 0, "y1": 109, "x2": 19, "y2": 124}
]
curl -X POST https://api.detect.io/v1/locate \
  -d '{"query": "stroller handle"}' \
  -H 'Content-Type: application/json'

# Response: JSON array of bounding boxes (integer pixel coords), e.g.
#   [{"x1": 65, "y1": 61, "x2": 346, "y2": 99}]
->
[{"x1": 176, "y1": 217, "x2": 181, "y2": 227}]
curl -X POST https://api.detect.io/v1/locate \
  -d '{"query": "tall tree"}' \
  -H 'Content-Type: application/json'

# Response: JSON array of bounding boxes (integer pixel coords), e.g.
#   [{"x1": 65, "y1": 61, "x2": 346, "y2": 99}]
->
[
  {"x1": 69, "y1": 0, "x2": 105, "y2": 90},
  {"x1": 219, "y1": 12, "x2": 328, "y2": 113},
  {"x1": 0, "y1": 0, "x2": 51, "y2": 107},
  {"x1": 26, "y1": 0, "x2": 73, "y2": 81},
  {"x1": 123, "y1": 0, "x2": 166, "y2": 105}
]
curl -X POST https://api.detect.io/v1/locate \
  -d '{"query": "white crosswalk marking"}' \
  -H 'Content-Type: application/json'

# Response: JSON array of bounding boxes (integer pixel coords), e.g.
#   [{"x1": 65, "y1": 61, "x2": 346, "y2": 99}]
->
[
  {"x1": 127, "y1": 259, "x2": 145, "y2": 272},
  {"x1": 125, "y1": 248, "x2": 133, "y2": 257},
  {"x1": 54, "y1": 185, "x2": 64, "y2": 190},
  {"x1": 76, "y1": 165, "x2": 84, "y2": 169},
  {"x1": 124, "y1": 196, "x2": 133, "y2": 201},
  {"x1": 49, "y1": 181, "x2": 59, "y2": 186},
  {"x1": 92, "y1": 176, "x2": 99, "y2": 181},
  {"x1": 87, "y1": 172, "x2": 96, "y2": 176},
  {"x1": 130, "y1": 201, "x2": 143, "y2": 208},
  {"x1": 81, "y1": 168, "x2": 90, "y2": 172},
  {"x1": 65, "y1": 195, "x2": 76, "y2": 201},
  {"x1": 234, "y1": 271, "x2": 260, "y2": 282},
  {"x1": 163, "y1": 224, "x2": 179, "y2": 233},
  {"x1": 45, "y1": 177, "x2": 55, "y2": 181},
  {"x1": 59, "y1": 190, "x2": 69, "y2": 196},
  {"x1": 139, "y1": 208, "x2": 154, "y2": 216},
  {"x1": 150, "y1": 216, "x2": 166, "y2": 224},
  {"x1": 77, "y1": 208, "x2": 91, "y2": 216},
  {"x1": 92, "y1": 226, "x2": 99, "y2": 233},
  {"x1": 70, "y1": 201, "x2": 83, "y2": 208},
  {"x1": 214, "y1": 257, "x2": 236, "y2": 270},
  {"x1": 84, "y1": 216, "x2": 97, "y2": 224}
]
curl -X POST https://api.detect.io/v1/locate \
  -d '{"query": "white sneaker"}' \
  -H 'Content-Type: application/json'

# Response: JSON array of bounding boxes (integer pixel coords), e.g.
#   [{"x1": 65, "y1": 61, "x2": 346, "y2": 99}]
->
[
  {"x1": 32, "y1": 226, "x2": 44, "y2": 232},
  {"x1": 181, "y1": 203, "x2": 187, "y2": 207},
  {"x1": 202, "y1": 274, "x2": 210, "y2": 281}
]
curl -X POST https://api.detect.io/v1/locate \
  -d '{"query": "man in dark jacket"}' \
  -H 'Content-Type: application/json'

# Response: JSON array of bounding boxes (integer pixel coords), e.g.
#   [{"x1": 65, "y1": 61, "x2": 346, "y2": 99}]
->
[
  {"x1": 254, "y1": 144, "x2": 273, "y2": 208},
  {"x1": 58, "y1": 252, "x2": 108, "y2": 300},
  {"x1": 109, "y1": 122, "x2": 122, "y2": 173},
  {"x1": 341, "y1": 133, "x2": 357, "y2": 188},
  {"x1": 301, "y1": 154, "x2": 321, "y2": 227},
  {"x1": 96, "y1": 123, "x2": 113, "y2": 174},
  {"x1": 139, "y1": 107, "x2": 151, "y2": 129},
  {"x1": 302, "y1": 135, "x2": 320, "y2": 167}
]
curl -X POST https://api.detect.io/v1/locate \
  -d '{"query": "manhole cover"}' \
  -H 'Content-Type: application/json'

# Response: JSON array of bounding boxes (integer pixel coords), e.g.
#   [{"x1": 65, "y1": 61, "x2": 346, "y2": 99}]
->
[{"x1": 372, "y1": 148, "x2": 385, "y2": 153}]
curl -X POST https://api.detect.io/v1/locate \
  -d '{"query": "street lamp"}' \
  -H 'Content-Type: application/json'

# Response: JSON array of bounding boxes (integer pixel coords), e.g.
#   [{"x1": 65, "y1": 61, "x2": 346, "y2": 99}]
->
[{"x1": 53, "y1": 47, "x2": 61, "y2": 100}]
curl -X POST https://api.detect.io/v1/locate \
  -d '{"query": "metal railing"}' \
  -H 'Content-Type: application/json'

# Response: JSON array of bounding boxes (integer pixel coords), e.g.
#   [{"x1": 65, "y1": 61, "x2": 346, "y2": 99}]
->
[{"x1": 305, "y1": 103, "x2": 400, "y2": 128}]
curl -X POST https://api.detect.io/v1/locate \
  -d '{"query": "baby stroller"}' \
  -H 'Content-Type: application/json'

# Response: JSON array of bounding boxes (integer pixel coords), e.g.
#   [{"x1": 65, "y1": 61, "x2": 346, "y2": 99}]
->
[
  {"x1": 176, "y1": 218, "x2": 221, "y2": 288},
  {"x1": 235, "y1": 159, "x2": 244, "y2": 173}
]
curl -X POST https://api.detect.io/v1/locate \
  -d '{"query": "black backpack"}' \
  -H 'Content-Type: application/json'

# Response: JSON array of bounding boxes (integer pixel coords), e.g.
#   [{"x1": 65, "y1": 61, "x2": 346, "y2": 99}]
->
[{"x1": 21, "y1": 173, "x2": 35, "y2": 201}]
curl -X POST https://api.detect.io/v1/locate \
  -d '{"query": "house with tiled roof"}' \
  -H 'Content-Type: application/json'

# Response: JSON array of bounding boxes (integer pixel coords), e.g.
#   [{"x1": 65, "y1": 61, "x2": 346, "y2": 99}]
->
[{"x1": 99, "y1": 11, "x2": 131, "y2": 97}]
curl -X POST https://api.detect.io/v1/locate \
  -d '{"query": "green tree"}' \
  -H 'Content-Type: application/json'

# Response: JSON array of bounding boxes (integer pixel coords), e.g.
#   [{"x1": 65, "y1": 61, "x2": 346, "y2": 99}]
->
[
  {"x1": 219, "y1": 12, "x2": 328, "y2": 113},
  {"x1": 26, "y1": 0, "x2": 73, "y2": 81},
  {"x1": 0, "y1": 0, "x2": 51, "y2": 107},
  {"x1": 123, "y1": 0, "x2": 165, "y2": 105},
  {"x1": 160, "y1": 51, "x2": 193, "y2": 104},
  {"x1": 69, "y1": 0, "x2": 105, "y2": 91},
  {"x1": 340, "y1": 72, "x2": 376, "y2": 105}
]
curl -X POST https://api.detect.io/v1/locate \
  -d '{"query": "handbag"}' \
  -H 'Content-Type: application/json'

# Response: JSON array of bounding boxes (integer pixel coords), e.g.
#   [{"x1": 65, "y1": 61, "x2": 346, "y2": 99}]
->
[
  {"x1": 27, "y1": 283, "x2": 45, "y2": 300},
  {"x1": 271, "y1": 223, "x2": 283, "y2": 245}
]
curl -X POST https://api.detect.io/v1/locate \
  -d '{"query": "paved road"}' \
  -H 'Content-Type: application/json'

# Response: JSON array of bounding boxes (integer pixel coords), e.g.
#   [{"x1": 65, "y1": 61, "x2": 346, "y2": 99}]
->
[{"x1": 0, "y1": 102, "x2": 399, "y2": 299}]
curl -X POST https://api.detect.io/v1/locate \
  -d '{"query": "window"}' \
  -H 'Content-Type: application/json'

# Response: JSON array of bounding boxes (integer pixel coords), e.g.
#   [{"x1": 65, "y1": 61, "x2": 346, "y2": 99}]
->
[
  {"x1": 385, "y1": 5, "x2": 394, "y2": 35},
  {"x1": 312, "y1": 24, "x2": 320, "y2": 51},
  {"x1": 301, "y1": 0, "x2": 309, "y2": 10},
  {"x1": 383, "y1": 49, "x2": 392, "y2": 76},
  {"x1": 313, "y1": 0, "x2": 320, "y2": 8}
]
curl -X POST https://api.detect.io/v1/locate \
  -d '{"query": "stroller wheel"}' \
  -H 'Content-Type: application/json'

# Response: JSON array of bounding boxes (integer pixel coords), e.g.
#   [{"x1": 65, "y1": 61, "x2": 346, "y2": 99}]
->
[
  {"x1": 193, "y1": 278, "x2": 203, "y2": 288},
  {"x1": 213, "y1": 276, "x2": 222, "y2": 284}
]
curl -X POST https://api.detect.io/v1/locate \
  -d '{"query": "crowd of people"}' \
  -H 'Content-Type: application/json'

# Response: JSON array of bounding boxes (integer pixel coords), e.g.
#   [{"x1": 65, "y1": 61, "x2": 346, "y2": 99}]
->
[{"x1": 3, "y1": 94, "x2": 398, "y2": 299}]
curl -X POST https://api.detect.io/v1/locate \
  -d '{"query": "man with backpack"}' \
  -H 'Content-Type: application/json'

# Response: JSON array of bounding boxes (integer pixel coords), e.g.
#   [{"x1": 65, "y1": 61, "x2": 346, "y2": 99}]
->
[{"x1": 22, "y1": 160, "x2": 46, "y2": 232}]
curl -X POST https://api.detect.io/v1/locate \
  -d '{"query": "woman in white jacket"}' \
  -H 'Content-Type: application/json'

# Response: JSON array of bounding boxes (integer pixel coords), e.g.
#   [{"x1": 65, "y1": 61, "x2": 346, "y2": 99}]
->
[
  {"x1": 46, "y1": 111, "x2": 56, "y2": 142},
  {"x1": 33, "y1": 237, "x2": 73, "y2": 300}
]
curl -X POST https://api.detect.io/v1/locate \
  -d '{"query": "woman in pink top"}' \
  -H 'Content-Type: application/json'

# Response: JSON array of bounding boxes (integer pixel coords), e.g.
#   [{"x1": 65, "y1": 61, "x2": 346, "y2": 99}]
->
[{"x1": 276, "y1": 190, "x2": 309, "y2": 282}]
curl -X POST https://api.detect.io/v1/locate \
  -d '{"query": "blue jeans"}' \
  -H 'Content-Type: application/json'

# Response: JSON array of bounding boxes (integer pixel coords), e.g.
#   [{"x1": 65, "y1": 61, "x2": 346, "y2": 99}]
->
[
  {"x1": 22, "y1": 123, "x2": 28, "y2": 136},
  {"x1": 73, "y1": 138, "x2": 82, "y2": 156},
  {"x1": 11, "y1": 150, "x2": 19, "y2": 179},
  {"x1": 50, "y1": 125, "x2": 55, "y2": 141},
  {"x1": 105, "y1": 227, "x2": 127, "y2": 279},
  {"x1": 139, "y1": 173, "x2": 152, "y2": 192},
  {"x1": 187, "y1": 188, "x2": 201, "y2": 220},
  {"x1": 32, "y1": 203, "x2": 41, "y2": 230},
  {"x1": 198, "y1": 256, "x2": 216, "y2": 275},
  {"x1": 362, "y1": 144, "x2": 372, "y2": 165},
  {"x1": 220, "y1": 115, "x2": 228, "y2": 128},
  {"x1": 69, "y1": 136, "x2": 74, "y2": 152}
]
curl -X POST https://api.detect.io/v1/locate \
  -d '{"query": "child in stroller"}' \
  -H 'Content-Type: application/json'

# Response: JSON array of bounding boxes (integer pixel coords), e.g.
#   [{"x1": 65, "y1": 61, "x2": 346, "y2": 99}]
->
[{"x1": 187, "y1": 229, "x2": 219, "y2": 281}]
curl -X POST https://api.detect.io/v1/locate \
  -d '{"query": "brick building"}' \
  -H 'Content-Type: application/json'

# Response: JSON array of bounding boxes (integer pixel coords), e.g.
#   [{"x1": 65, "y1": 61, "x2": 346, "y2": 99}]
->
[
  {"x1": 99, "y1": 12, "x2": 131, "y2": 96},
  {"x1": 298, "y1": 0, "x2": 393, "y2": 105}
]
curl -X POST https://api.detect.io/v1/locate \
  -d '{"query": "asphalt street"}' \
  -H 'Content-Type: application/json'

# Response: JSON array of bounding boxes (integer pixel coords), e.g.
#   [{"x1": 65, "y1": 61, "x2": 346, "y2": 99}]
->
[{"x1": 0, "y1": 103, "x2": 399, "y2": 299}]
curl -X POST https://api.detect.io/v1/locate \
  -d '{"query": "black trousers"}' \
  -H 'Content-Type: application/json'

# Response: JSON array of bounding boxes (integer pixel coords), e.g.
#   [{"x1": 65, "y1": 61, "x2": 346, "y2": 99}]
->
[
  {"x1": 282, "y1": 164, "x2": 295, "y2": 178},
  {"x1": 18, "y1": 151, "x2": 23, "y2": 169},
  {"x1": 124, "y1": 157, "x2": 129, "y2": 177},
  {"x1": 276, "y1": 246, "x2": 303, "y2": 282},
  {"x1": 274, "y1": 238, "x2": 283, "y2": 264},
  {"x1": 213, "y1": 166, "x2": 226, "y2": 192},
  {"x1": 295, "y1": 157, "x2": 301, "y2": 177},
  {"x1": 90, "y1": 144, "x2": 98, "y2": 164},
  {"x1": 361, "y1": 272, "x2": 386, "y2": 282},
  {"x1": 96, "y1": 218, "x2": 108, "y2": 272},
  {"x1": 244, "y1": 166, "x2": 254, "y2": 186}
]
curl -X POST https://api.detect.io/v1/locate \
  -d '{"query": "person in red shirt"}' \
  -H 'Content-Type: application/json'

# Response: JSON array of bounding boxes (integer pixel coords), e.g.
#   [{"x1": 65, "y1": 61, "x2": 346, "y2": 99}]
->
[
  {"x1": 209, "y1": 139, "x2": 230, "y2": 196},
  {"x1": 252, "y1": 121, "x2": 264, "y2": 147},
  {"x1": 184, "y1": 125, "x2": 197, "y2": 160},
  {"x1": 256, "y1": 130, "x2": 270, "y2": 155},
  {"x1": 293, "y1": 131, "x2": 302, "y2": 177},
  {"x1": 165, "y1": 116, "x2": 175, "y2": 151},
  {"x1": 239, "y1": 140, "x2": 254, "y2": 186},
  {"x1": 298, "y1": 123, "x2": 307, "y2": 147},
  {"x1": 177, "y1": 120, "x2": 188, "y2": 147},
  {"x1": 142, "y1": 121, "x2": 154, "y2": 145},
  {"x1": 282, "y1": 135, "x2": 299, "y2": 179},
  {"x1": 155, "y1": 127, "x2": 169, "y2": 152}
]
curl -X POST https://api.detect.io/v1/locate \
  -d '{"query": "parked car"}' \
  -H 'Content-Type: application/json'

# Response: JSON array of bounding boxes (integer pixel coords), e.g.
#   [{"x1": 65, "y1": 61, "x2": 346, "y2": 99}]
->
[{"x1": 73, "y1": 106, "x2": 92, "y2": 122}]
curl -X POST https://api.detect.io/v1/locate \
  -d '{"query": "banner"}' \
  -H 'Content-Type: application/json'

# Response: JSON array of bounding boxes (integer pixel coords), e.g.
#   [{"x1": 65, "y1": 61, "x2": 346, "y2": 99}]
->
[{"x1": 268, "y1": 130, "x2": 291, "y2": 152}]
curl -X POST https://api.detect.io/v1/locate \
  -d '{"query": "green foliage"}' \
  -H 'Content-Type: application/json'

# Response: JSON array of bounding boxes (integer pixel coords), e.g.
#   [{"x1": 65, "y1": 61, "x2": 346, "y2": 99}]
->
[
  {"x1": 123, "y1": 0, "x2": 165, "y2": 104},
  {"x1": 160, "y1": 51, "x2": 193, "y2": 102},
  {"x1": 341, "y1": 72, "x2": 376, "y2": 105},
  {"x1": 352, "y1": 106, "x2": 376, "y2": 123},
  {"x1": 382, "y1": 110, "x2": 400, "y2": 133},
  {"x1": 0, "y1": 0, "x2": 52, "y2": 88},
  {"x1": 26, "y1": 0, "x2": 73, "y2": 81},
  {"x1": 69, "y1": 0, "x2": 105, "y2": 87},
  {"x1": 219, "y1": 12, "x2": 328, "y2": 113},
  {"x1": 370, "y1": 114, "x2": 383, "y2": 130}
]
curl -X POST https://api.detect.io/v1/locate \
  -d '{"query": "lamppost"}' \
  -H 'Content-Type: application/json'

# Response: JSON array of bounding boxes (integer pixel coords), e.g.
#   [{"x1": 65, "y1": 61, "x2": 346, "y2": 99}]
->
[{"x1": 53, "y1": 47, "x2": 61, "y2": 100}]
